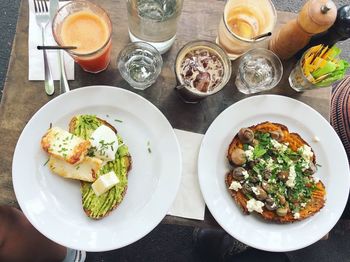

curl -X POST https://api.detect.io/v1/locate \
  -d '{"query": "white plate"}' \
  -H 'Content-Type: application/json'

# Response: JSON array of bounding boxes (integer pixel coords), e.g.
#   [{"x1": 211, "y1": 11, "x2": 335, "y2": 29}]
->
[
  {"x1": 198, "y1": 95, "x2": 350, "y2": 252},
  {"x1": 12, "y1": 86, "x2": 182, "y2": 252}
]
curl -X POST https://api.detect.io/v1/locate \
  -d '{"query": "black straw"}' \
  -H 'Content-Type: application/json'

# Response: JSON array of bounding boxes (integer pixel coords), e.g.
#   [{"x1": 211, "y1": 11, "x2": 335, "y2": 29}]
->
[
  {"x1": 252, "y1": 32, "x2": 272, "y2": 40},
  {"x1": 37, "y1": 45, "x2": 77, "y2": 50}
]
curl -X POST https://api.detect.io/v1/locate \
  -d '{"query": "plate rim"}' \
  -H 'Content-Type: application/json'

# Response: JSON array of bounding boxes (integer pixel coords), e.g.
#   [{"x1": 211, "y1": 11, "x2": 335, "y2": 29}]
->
[
  {"x1": 12, "y1": 85, "x2": 182, "y2": 251},
  {"x1": 198, "y1": 94, "x2": 350, "y2": 252}
]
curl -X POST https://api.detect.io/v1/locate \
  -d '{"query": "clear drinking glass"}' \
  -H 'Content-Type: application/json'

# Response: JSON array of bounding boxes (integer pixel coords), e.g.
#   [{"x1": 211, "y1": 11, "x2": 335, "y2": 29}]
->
[
  {"x1": 174, "y1": 40, "x2": 232, "y2": 103},
  {"x1": 288, "y1": 57, "x2": 330, "y2": 92},
  {"x1": 235, "y1": 48, "x2": 283, "y2": 94},
  {"x1": 117, "y1": 42, "x2": 163, "y2": 90},
  {"x1": 126, "y1": 0, "x2": 184, "y2": 54},
  {"x1": 217, "y1": 0, "x2": 277, "y2": 60},
  {"x1": 52, "y1": 0, "x2": 112, "y2": 73}
]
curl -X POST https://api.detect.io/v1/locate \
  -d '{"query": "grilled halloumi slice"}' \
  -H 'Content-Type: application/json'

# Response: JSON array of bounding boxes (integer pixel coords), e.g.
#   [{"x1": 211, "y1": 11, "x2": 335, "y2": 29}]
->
[
  {"x1": 41, "y1": 127, "x2": 91, "y2": 164},
  {"x1": 48, "y1": 156, "x2": 102, "y2": 182}
]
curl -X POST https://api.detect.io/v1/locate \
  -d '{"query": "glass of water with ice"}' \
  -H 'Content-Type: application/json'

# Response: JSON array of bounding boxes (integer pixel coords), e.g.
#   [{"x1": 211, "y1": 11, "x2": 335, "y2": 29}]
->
[
  {"x1": 235, "y1": 48, "x2": 283, "y2": 94},
  {"x1": 126, "y1": 0, "x2": 183, "y2": 54},
  {"x1": 117, "y1": 42, "x2": 163, "y2": 90}
]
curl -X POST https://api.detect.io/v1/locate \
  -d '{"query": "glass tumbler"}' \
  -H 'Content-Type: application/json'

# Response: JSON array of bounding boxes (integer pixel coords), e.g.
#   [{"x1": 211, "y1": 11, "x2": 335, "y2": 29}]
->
[
  {"x1": 52, "y1": 0, "x2": 112, "y2": 73},
  {"x1": 288, "y1": 57, "x2": 331, "y2": 92},
  {"x1": 235, "y1": 48, "x2": 283, "y2": 94},
  {"x1": 174, "y1": 40, "x2": 232, "y2": 103},
  {"x1": 217, "y1": 0, "x2": 277, "y2": 60},
  {"x1": 126, "y1": 0, "x2": 184, "y2": 54},
  {"x1": 117, "y1": 42, "x2": 163, "y2": 90}
]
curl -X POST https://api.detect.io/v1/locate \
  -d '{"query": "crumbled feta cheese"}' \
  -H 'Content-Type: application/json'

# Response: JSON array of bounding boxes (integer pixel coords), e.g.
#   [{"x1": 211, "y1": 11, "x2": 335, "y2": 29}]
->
[
  {"x1": 259, "y1": 159, "x2": 266, "y2": 165},
  {"x1": 271, "y1": 139, "x2": 281, "y2": 149},
  {"x1": 246, "y1": 198, "x2": 265, "y2": 213},
  {"x1": 242, "y1": 170, "x2": 249, "y2": 179},
  {"x1": 271, "y1": 139, "x2": 288, "y2": 153},
  {"x1": 312, "y1": 136, "x2": 320, "y2": 142},
  {"x1": 229, "y1": 181, "x2": 242, "y2": 191},
  {"x1": 251, "y1": 186, "x2": 260, "y2": 195},
  {"x1": 300, "y1": 161, "x2": 310, "y2": 171},
  {"x1": 245, "y1": 146, "x2": 254, "y2": 161},
  {"x1": 286, "y1": 165, "x2": 296, "y2": 188},
  {"x1": 293, "y1": 212, "x2": 300, "y2": 219},
  {"x1": 313, "y1": 176, "x2": 320, "y2": 183},
  {"x1": 277, "y1": 157, "x2": 283, "y2": 164},
  {"x1": 266, "y1": 158, "x2": 274, "y2": 171},
  {"x1": 298, "y1": 145, "x2": 314, "y2": 162},
  {"x1": 257, "y1": 174, "x2": 262, "y2": 181},
  {"x1": 301, "y1": 203, "x2": 307, "y2": 208}
]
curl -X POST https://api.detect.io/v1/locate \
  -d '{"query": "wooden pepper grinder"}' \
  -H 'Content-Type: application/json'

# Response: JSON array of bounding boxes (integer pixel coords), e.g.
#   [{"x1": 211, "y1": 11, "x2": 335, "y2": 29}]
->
[
  {"x1": 269, "y1": 0, "x2": 337, "y2": 60},
  {"x1": 295, "y1": 5, "x2": 350, "y2": 59}
]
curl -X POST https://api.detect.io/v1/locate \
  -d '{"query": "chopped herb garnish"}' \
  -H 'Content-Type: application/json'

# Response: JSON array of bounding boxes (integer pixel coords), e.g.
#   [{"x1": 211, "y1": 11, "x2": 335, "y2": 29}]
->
[
  {"x1": 114, "y1": 119, "x2": 123, "y2": 123},
  {"x1": 87, "y1": 147, "x2": 95, "y2": 157},
  {"x1": 43, "y1": 158, "x2": 49, "y2": 166},
  {"x1": 253, "y1": 145, "x2": 267, "y2": 158},
  {"x1": 147, "y1": 141, "x2": 152, "y2": 154}
]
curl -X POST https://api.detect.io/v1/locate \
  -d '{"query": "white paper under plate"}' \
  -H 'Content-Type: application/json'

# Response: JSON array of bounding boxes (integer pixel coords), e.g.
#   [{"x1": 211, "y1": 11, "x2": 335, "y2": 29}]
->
[
  {"x1": 12, "y1": 86, "x2": 182, "y2": 252},
  {"x1": 198, "y1": 95, "x2": 350, "y2": 252}
]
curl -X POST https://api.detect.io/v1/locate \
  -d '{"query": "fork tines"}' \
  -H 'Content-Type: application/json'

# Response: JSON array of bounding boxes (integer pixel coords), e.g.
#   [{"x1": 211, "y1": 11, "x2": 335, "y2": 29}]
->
[{"x1": 33, "y1": 0, "x2": 49, "y2": 13}]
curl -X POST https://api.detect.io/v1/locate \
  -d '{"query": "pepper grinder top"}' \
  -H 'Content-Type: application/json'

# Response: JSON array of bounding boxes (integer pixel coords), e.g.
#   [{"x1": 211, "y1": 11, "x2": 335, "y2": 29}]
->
[
  {"x1": 269, "y1": 0, "x2": 337, "y2": 60},
  {"x1": 298, "y1": 0, "x2": 337, "y2": 34}
]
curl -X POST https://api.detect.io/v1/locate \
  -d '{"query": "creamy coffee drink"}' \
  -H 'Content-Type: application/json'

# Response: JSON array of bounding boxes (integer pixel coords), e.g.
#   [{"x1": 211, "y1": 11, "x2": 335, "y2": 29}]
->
[{"x1": 178, "y1": 47, "x2": 224, "y2": 93}]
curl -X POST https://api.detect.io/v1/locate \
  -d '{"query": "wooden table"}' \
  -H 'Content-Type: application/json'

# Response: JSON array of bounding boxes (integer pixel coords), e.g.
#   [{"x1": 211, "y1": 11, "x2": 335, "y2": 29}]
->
[{"x1": 0, "y1": 0, "x2": 331, "y2": 229}]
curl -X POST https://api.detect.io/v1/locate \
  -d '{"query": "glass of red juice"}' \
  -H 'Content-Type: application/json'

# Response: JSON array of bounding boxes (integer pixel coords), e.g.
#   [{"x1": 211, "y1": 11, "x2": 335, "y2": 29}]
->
[{"x1": 52, "y1": 0, "x2": 112, "y2": 73}]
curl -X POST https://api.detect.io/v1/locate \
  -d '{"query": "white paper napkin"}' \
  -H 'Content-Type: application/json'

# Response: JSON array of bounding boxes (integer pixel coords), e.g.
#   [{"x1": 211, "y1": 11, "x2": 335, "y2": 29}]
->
[
  {"x1": 28, "y1": 0, "x2": 74, "y2": 80},
  {"x1": 167, "y1": 129, "x2": 206, "y2": 220}
]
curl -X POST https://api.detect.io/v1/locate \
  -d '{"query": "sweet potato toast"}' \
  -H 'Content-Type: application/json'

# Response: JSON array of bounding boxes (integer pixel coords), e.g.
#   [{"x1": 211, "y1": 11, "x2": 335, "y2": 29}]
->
[{"x1": 226, "y1": 121, "x2": 326, "y2": 223}]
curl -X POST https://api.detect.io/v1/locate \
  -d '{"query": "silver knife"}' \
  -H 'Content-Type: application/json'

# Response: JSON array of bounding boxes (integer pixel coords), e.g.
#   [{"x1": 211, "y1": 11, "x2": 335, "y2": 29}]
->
[
  {"x1": 49, "y1": 0, "x2": 58, "y2": 21},
  {"x1": 50, "y1": 0, "x2": 70, "y2": 94}
]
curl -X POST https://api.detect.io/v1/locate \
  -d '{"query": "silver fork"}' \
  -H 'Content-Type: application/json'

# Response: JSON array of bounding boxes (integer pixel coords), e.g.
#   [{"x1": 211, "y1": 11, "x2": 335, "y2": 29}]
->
[{"x1": 33, "y1": 0, "x2": 55, "y2": 95}]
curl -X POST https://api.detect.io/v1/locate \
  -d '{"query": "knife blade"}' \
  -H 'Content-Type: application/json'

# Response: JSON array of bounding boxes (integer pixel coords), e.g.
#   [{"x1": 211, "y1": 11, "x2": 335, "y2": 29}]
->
[
  {"x1": 49, "y1": 0, "x2": 59, "y2": 23},
  {"x1": 50, "y1": 0, "x2": 70, "y2": 94}
]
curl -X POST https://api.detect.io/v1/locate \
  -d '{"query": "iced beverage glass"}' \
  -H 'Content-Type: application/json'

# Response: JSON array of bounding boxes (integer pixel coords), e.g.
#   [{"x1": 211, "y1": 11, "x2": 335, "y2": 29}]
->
[
  {"x1": 217, "y1": 0, "x2": 277, "y2": 60},
  {"x1": 52, "y1": 0, "x2": 112, "y2": 73}
]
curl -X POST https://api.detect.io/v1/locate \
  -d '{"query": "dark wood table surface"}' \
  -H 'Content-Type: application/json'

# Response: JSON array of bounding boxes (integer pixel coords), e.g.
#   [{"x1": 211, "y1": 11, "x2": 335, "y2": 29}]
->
[{"x1": 0, "y1": 0, "x2": 331, "y2": 228}]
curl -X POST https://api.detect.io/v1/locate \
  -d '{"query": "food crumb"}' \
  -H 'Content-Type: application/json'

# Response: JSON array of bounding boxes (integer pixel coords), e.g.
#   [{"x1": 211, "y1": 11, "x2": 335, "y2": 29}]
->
[
  {"x1": 312, "y1": 136, "x2": 320, "y2": 142},
  {"x1": 147, "y1": 141, "x2": 152, "y2": 154}
]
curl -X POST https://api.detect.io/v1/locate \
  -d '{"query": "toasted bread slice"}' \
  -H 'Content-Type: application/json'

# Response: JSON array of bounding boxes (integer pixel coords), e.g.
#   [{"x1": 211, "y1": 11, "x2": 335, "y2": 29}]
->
[
  {"x1": 69, "y1": 115, "x2": 132, "y2": 219},
  {"x1": 48, "y1": 156, "x2": 102, "y2": 182},
  {"x1": 226, "y1": 121, "x2": 326, "y2": 223},
  {"x1": 41, "y1": 127, "x2": 90, "y2": 164}
]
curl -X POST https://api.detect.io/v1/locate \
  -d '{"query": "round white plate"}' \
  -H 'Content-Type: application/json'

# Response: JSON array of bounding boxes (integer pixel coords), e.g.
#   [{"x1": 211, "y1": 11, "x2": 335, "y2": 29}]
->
[
  {"x1": 198, "y1": 95, "x2": 350, "y2": 252},
  {"x1": 12, "y1": 86, "x2": 182, "y2": 252}
]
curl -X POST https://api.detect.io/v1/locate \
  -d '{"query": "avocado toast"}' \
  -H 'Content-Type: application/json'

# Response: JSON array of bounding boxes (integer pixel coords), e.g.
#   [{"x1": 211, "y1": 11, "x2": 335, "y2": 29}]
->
[
  {"x1": 69, "y1": 115, "x2": 132, "y2": 219},
  {"x1": 225, "y1": 122, "x2": 326, "y2": 223}
]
